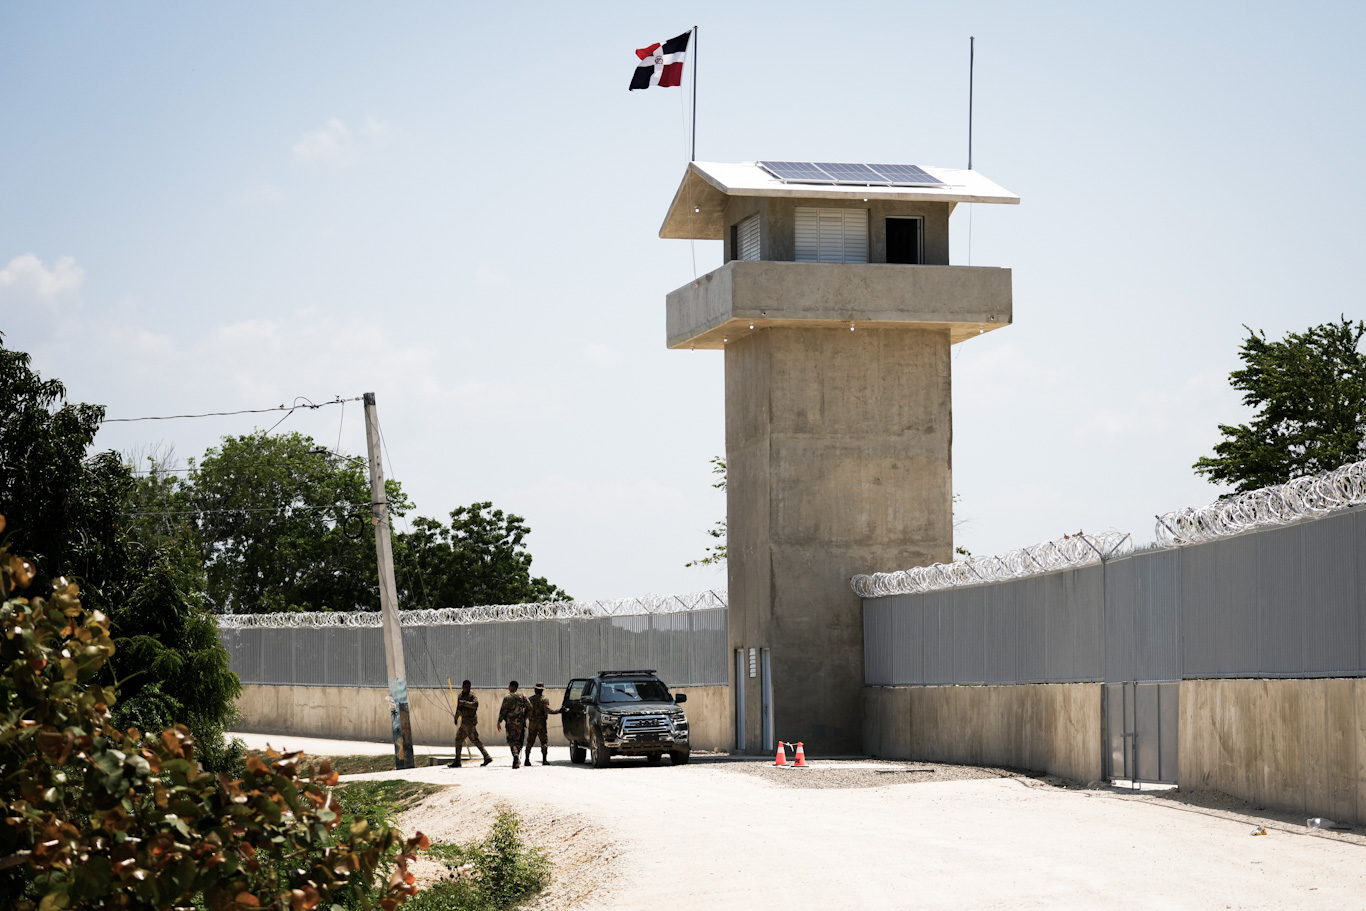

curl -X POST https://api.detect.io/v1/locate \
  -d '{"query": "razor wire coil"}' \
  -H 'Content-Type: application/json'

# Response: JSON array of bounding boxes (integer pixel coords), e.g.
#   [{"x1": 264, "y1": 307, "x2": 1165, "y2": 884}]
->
[
  {"x1": 215, "y1": 588, "x2": 728, "y2": 629},
  {"x1": 1154, "y1": 458, "x2": 1366, "y2": 547},
  {"x1": 849, "y1": 532, "x2": 1133, "y2": 599}
]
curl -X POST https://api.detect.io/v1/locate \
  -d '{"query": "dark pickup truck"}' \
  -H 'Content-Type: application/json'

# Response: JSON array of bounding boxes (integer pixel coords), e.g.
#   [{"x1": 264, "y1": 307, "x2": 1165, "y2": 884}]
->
[{"x1": 560, "y1": 670, "x2": 690, "y2": 767}]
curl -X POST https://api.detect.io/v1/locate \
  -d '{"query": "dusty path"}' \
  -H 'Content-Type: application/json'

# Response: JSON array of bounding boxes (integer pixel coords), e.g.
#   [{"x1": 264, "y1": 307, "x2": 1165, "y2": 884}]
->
[{"x1": 233, "y1": 733, "x2": 1366, "y2": 910}]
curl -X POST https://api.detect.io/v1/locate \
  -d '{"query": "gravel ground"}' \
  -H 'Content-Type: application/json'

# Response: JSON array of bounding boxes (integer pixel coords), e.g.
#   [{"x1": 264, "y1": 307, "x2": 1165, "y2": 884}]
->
[
  {"x1": 720, "y1": 758, "x2": 1020, "y2": 789},
  {"x1": 241, "y1": 733, "x2": 1366, "y2": 909}
]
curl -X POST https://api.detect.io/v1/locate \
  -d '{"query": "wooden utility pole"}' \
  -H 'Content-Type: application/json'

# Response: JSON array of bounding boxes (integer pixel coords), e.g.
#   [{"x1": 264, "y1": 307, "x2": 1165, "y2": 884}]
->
[{"x1": 363, "y1": 392, "x2": 415, "y2": 769}]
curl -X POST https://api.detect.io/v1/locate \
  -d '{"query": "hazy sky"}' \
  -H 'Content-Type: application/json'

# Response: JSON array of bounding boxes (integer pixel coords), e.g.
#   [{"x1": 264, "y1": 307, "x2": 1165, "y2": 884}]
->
[{"x1": 3, "y1": 2, "x2": 1364, "y2": 601}]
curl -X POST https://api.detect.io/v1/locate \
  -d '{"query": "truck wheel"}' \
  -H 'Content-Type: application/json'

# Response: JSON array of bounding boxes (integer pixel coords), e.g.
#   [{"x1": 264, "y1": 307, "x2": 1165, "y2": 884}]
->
[
  {"x1": 645, "y1": 752, "x2": 662, "y2": 764},
  {"x1": 570, "y1": 744, "x2": 587, "y2": 764},
  {"x1": 591, "y1": 730, "x2": 611, "y2": 768},
  {"x1": 669, "y1": 749, "x2": 690, "y2": 765}
]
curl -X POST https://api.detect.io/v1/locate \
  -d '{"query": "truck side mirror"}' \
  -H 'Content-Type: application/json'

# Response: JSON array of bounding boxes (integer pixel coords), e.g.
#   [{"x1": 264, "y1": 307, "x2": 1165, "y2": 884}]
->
[{"x1": 674, "y1": 693, "x2": 687, "y2": 704}]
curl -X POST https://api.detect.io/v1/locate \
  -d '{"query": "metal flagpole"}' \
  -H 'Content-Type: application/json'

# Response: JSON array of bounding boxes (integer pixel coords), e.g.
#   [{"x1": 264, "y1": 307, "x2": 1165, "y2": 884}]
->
[
  {"x1": 691, "y1": 25, "x2": 698, "y2": 161},
  {"x1": 968, "y1": 36, "x2": 975, "y2": 170}
]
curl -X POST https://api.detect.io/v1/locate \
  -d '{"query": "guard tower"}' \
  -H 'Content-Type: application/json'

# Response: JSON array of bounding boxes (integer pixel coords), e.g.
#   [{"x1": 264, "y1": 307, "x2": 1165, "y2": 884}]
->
[{"x1": 661, "y1": 160, "x2": 1018, "y2": 755}]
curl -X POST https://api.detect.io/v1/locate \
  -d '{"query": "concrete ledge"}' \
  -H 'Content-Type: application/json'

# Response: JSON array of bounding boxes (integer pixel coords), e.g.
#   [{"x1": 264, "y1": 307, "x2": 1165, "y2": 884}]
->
[
  {"x1": 666, "y1": 261, "x2": 1012, "y2": 349},
  {"x1": 863, "y1": 683, "x2": 1102, "y2": 783},
  {"x1": 1180, "y1": 678, "x2": 1365, "y2": 826},
  {"x1": 235, "y1": 684, "x2": 732, "y2": 754}
]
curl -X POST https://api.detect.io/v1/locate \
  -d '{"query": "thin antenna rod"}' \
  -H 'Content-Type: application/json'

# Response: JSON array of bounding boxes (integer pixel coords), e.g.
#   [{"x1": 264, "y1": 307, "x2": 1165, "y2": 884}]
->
[
  {"x1": 691, "y1": 25, "x2": 699, "y2": 161},
  {"x1": 968, "y1": 36, "x2": 975, "y2": 170}
]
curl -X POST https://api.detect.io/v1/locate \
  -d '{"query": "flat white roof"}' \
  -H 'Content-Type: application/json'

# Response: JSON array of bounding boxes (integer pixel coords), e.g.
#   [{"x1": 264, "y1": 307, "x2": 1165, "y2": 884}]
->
[{"x1": 661, "y1": 160, "x2": 1019, "y2": 240}]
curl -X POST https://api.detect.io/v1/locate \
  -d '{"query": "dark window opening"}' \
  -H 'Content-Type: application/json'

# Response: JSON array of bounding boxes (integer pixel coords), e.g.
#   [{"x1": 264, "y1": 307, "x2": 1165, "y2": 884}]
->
[{"x1": 886, "y1": 217, "x2": 922, "y2": 264}]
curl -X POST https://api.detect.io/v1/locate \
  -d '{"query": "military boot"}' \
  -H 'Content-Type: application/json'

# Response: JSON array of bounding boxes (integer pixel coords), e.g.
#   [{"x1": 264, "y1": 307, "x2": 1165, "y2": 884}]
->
[
  {"x1": 447, "y1": 757, "x2": 461, "y2": 768},
  {"x1": 541, "y1": 749, "x2": 549, "y2": 765},
  {"x1": 524, "y1": 747, "x2": 533, "y2": 767},
  {"x1": 480, "y1": 749, "x2": 493, "y2": 767},
  {"x1": 511, "y1": 748, "x2": 520, "y2": 769}
]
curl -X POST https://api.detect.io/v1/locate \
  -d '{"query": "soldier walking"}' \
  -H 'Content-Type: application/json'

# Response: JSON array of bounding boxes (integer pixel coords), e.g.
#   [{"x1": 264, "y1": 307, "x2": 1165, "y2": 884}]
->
[
  {"x1": 496, "y1": 679, "x2": 531, "y2": 768},
  {"x1": 450, "y1": 679, "x2": 493, "y2": 768},
  {"x1": 524, "y1": 682, "x2": 563, "y2": 766}
]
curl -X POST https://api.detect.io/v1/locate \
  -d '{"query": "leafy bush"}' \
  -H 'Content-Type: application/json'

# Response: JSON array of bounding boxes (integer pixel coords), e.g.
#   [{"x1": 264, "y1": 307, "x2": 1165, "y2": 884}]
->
[
  {"x1": 404, "y1": 810, "x2": 548, "y2": 911},
  {"x1": 0, "y1": 527, "x2": 428, "y2": 910}
]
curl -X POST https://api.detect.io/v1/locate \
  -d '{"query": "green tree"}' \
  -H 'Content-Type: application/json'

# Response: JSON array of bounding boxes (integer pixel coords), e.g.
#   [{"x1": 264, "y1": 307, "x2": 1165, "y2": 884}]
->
[
  {"x1": 189, "y1": 432, "x2": 410, "y2": 613},
  {"x1": 0, "y1": 336, "x2": 241, "y2": 772},
  {"x1": 685, "y1": 457, "x2": 727, "y2": 569},
  {"x1": 1194, "y1": 317, "x2": 1366, "y2": 492},
  {"x1": 395, "y1": 504, "x2": 569, "y2": 610},
  {"x1": 0, "y1": 532, "x2": 427, "y2": 910}
]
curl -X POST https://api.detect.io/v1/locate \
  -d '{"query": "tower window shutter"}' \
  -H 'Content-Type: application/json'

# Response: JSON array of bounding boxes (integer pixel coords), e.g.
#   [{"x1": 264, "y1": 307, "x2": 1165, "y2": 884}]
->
[
  {"x1": 795, "y1": 207, "x2": 868, "y2": 263},
  {"x1": 737, "y1": 214, "x2": 760, "y2": 261}
]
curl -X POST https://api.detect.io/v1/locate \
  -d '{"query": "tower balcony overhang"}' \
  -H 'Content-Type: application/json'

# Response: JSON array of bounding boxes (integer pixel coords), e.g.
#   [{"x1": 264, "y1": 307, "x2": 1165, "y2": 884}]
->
[{"x1": 665, "y1": 261, "x2": 1012, "y2": 350}]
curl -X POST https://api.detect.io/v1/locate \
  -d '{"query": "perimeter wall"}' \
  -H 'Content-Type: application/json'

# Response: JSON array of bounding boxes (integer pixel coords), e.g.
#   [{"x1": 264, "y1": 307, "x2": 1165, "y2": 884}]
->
[
  {"x1": 863, "y1": 509, "x2": 1366, "y2": 822},
  {"x1": 221, "y1": 605, "x2": 733, "y2": 753}
]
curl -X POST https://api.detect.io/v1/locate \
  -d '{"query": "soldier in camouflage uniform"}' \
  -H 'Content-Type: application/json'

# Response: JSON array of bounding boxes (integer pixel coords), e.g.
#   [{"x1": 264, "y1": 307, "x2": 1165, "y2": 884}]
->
[
  {"x1": 524, "y1": 682, "x2": 563, "y2": 766},
  {"x1": 496, "y1": 680, "x2": 532, "y2": 768},
  {"x1": 450, "y1": 679, "x2": 493, "y2": 768}
]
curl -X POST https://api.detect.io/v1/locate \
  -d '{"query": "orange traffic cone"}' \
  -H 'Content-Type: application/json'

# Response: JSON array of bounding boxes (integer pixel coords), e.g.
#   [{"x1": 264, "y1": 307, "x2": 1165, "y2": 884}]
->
[
  {"x1": 793, "y1": 742, "x2": 807, "y2": 767},
  {"x1": 774, "y1": 742, "x2": 787, "y2": 766}
]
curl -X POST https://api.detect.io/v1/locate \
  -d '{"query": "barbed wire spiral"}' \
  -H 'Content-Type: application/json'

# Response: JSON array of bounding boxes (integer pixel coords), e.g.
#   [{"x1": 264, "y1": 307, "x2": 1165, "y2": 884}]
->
[
  {"x1": 1154, "y1": 458, "x2": 1366, "y2": 547},
  {"x1": 215, "y1": 589, "x2": 728, "y2": 630},
  {"x1": 849, "y1": 532, "x2": 1133, "y2": 599}
]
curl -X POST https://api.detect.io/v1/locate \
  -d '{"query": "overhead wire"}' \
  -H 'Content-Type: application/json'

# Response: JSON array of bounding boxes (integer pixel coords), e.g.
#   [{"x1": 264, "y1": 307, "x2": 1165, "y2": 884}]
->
[{"x1": 101, "y1": 396, "x2": 359, "y2": 424}]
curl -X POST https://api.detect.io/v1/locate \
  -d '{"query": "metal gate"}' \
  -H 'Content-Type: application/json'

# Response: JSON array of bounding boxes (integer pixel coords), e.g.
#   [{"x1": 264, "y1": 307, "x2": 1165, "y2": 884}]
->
[{"x1": 1104, "y1": 682, "x2": 1178, "y2": 783}]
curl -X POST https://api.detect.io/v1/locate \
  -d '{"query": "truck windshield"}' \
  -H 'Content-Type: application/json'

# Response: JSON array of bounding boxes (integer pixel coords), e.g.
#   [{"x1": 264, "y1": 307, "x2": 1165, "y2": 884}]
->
[{"x1": 597, "y1": 679, "x2": 672, "y2": 703}]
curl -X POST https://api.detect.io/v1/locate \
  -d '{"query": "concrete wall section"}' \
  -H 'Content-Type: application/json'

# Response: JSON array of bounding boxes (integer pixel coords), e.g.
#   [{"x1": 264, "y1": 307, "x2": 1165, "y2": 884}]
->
[
  {"x1": 728, "y1": 327, "x2": 955, "y2": 755},
  {"x1": 235, "y1": 684, "x2": 732, "y2": 754},
  {"x1": 1180, "y1": 678, "x2": 1365, "y2": 826},
  {"x1": 864, "y1": 684, "x2": 1103, "y2": 784}
]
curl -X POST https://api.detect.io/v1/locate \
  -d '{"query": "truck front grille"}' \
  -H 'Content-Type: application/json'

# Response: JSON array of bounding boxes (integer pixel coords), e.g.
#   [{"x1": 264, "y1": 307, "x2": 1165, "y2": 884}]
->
[{"x1": 620, "y1": 715, "x2": 671, "y2": 738}]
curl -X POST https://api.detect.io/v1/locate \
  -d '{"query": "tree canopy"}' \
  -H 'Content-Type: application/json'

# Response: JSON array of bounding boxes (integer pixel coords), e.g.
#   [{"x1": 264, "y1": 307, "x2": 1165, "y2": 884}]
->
[
  {"x1": 0, "y1": 336, "x2": 241, "y2": 769},
  {"x1": 1195, "y1": 317, "x2": 1366, "y2": 492},
  {"x1": 188, "y1": 432, "x2": 411, "y2": 614},
  {"x1": 395, "y1": 503, "x2": 570, "y2": 610}
]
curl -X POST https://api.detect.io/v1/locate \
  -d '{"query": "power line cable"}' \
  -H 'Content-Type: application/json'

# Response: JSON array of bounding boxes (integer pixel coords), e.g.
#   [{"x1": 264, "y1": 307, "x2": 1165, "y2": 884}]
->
[{"x1": 101, "y1": 396, "x2": 360, "y2": 424}]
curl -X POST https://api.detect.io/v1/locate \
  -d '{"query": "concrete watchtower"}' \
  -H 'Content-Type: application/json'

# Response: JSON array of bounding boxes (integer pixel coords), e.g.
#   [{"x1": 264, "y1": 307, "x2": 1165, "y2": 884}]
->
[{"x1": 661, "y1": 160, "x2": 1018, "y2": 755}]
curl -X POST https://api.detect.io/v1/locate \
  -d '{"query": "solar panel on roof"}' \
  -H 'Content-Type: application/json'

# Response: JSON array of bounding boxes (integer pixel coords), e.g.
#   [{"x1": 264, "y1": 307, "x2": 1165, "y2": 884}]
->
[
  {"x1": 758, "y1": 160, "x2": 945, "y2": 187},
  {"x1": 758, "y1": 161, "x2": 831, "y2": 182},
  {"x1": 868, "y1": 164, "x2": 942, "y2": 185},
  {"x1": 813, "y1": 162, "x2": 887, "y2": 184}
]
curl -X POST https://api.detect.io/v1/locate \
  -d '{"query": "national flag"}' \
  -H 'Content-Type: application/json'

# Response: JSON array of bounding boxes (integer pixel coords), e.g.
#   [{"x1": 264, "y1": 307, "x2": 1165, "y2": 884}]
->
[{"x1": 629, "y1": 30, "x2": 691, "y2": 91}]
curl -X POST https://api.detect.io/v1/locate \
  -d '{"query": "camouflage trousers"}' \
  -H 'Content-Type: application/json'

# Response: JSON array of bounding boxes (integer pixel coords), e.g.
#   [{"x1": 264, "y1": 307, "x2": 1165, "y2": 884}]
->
[
  {"x1": 504, "y1": 720, "x2": 526, "y2": 752},
  {"x1": 455, "y1": 720, "x2": 489, "y2": 758},
  {"x1": 525, "y1": 721, "x2": 549, "y2": 752}
]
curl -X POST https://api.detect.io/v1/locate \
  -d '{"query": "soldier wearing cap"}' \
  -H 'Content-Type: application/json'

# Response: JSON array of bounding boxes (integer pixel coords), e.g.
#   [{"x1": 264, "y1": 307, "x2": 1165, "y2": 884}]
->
[
  {"x1": 496, "y1": 680, "x2": 532, "y2": 768},
  {"x1": 524, "y1": 682, "x2": 563, "y2": 766}
]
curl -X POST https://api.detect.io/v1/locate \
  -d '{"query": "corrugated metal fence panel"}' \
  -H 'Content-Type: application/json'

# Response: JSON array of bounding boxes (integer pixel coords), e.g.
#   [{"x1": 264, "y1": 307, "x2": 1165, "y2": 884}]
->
[
  {"x1": 984, "y1": 582, "x2": 1018, "y2": 684},
  {"x1": 953, "y1": 586, "x2": 986, "y2": 684},
  {"x1": 1258, "y1": 524, "x2": 1304, "y2": 675},
  {"x1": 1301, "y1": 512, "x2": 1358, "y2": 675},
  {"x1": 1017, "y1": 576, "x2": 1047, "y2": 683},
  {"x1": 865, "y1": 508, "x2": 1366, "y2": 686},
  {"x1": 923, "y1": 592, "x2": 954, "y2": 685},
  {"x1": 1134, "y1": 550, "x2": 1181, "y2": 682},
  {"x1": 862, "y1": 599, "x2": 893, "y2": 685}
]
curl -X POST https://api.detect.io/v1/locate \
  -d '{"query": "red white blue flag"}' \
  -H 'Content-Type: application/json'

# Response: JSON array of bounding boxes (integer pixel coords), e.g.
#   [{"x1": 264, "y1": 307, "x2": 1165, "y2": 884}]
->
[{"x1": 629, "y1": 31, "x2": 691, "y2": 91}]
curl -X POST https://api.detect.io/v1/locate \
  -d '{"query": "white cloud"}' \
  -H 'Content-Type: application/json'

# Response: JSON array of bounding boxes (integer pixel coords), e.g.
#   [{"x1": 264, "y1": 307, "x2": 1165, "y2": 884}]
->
[
  {"x1": 0, "y1": 253, "x2": 84, "y2": 303},
  {"x1": 291, "y1": 118, "x2": 352, "y2": 165}
]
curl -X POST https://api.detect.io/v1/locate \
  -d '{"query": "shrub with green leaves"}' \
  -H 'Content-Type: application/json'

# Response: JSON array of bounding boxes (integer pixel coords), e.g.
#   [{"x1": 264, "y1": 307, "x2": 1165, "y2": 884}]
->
[
  {"x1": 404, "y1": 810, "x2": 548, "y2": 911},
  {"x1": 0, "y1": 525, "x2": 428, "y2": 911}
]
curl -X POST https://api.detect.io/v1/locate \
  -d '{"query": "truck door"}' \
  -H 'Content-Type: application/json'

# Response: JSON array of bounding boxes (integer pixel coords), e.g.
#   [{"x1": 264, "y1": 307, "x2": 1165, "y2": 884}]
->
[{"x1": 562, "y1": 679, "x2": 589, "y2": 741}]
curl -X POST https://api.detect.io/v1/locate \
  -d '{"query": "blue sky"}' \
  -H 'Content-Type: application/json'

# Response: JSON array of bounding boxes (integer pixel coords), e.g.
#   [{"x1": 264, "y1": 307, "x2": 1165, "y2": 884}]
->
[{"x1": 3, "y1": 2, "x2": 1364, "y2": 600}]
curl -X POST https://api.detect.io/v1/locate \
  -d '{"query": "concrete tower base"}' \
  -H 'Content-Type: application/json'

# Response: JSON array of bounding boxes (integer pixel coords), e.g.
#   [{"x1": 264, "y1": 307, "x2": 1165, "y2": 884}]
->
[{"x1": 726, "y1": 326, "x2": 954, "y2": 755}]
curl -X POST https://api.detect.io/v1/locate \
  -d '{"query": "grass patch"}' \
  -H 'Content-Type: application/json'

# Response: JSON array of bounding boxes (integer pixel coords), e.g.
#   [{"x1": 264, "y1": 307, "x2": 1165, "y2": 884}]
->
[
  {"x1": 332, "y1": 779, "x2": 445, "y2": 830},
  {"x1": 406, "y1": 810, "x2": 550, "y2": 911},
  {"x1": 245, "y1": 750, "x2": 406, "y2": 776}
]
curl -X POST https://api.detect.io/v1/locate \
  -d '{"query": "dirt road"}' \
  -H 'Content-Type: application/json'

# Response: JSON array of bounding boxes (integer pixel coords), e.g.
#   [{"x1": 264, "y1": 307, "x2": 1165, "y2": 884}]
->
[{"x1": 233, "y1": 733, "x2": 1366, "y2": 910}]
